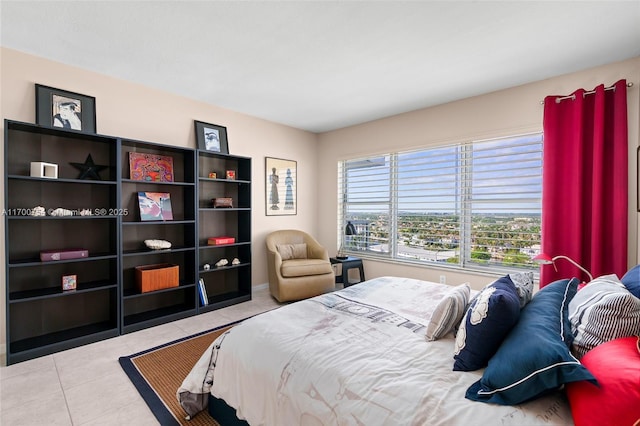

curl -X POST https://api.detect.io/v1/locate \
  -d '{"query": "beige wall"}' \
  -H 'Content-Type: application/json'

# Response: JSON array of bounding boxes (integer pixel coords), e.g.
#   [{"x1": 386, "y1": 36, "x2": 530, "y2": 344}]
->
[
  {"x1": 0, "y1": 48, "x2": 321, "y2": 357},
  {"x1": 317, "y1": 56, "x2": 640, "y2": 290}
]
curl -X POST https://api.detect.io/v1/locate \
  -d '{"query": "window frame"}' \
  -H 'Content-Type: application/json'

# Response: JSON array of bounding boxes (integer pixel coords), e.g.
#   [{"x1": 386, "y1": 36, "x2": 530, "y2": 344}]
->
[{"x1": 338, "y1": 133, "x2": 543, "y2": 275}]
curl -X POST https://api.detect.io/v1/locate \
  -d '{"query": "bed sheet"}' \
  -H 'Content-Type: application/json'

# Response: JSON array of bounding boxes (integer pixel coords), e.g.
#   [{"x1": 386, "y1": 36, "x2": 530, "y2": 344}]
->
[{"x1": 179, "y1": 276, "x2": 574, "y2": 425}]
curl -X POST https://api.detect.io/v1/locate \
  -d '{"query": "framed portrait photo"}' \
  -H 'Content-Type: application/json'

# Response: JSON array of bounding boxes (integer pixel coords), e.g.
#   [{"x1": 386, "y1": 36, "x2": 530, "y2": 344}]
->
[
  {"x1": 35, "y1": 84, "x2": 96, "y2": 133},
  {"x1": 265, "y1": 157, "x2": 297, "y2": 216},
  {"x1": 195, "y1": 120, "x2": 229, "y2": 154}
]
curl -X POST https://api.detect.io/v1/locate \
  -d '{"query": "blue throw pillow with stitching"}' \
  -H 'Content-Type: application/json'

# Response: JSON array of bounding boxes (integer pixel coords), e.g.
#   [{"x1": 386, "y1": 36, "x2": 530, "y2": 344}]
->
[
  {"x1": 466, "y1": 278, "x2": 597, "y2": 405},
  {"x1": 453, "y1": 275, "x2": 521, "y2": 371}
]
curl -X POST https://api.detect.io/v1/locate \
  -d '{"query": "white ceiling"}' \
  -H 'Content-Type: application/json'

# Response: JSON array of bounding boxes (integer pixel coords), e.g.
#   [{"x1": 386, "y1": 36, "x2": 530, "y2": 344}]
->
[{"x1": 2, "y1": 1, "x2": 640, "y2": 133}]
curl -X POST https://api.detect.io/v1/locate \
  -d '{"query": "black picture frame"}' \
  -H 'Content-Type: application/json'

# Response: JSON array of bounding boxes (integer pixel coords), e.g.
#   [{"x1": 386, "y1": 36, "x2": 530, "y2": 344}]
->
[
  {"x1": 195, "y1": 120, "x2": 229, "y2": 154},
  {"x1": 35, "y1": 84, "x2": 96, "y2": 134}
]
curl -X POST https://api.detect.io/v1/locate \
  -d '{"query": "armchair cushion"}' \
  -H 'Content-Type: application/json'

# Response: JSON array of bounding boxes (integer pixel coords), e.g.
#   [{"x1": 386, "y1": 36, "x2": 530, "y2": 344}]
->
[
  {"x1": 277, "y1": 243, "x2": 308, "y2": 260},
  {"x1": 281, "y1": 259, "x2": 333, "y2": 278}
]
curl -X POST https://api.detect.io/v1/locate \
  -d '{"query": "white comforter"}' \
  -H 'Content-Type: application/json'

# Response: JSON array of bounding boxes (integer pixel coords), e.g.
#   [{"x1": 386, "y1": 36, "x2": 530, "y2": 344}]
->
[{"x1": 179, "y1": 276, "x2": 574, "y2": 425}]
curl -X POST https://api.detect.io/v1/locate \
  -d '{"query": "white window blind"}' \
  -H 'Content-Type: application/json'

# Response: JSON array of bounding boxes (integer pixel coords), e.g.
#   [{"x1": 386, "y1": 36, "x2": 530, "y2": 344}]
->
[{"x1": 338, "y1": 133, "x2": 542, "y2": 272}]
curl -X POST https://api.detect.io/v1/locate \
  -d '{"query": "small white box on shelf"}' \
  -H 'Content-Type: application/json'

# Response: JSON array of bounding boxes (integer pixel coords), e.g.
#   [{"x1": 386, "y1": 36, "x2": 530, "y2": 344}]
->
[{"x1": 30, "y1": 162, "x2": 58, "y2": 178}]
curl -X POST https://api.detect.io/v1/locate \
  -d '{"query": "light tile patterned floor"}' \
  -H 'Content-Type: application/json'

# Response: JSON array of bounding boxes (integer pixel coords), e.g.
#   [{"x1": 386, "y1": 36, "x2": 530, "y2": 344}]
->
[{"x1": 0, "y1": 286, "x2": 282, "y2": 425}]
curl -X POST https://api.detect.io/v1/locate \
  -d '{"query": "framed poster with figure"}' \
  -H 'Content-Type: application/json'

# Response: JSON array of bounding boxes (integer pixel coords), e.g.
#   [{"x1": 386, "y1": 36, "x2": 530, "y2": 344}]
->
[
  {"x1": 35, "y1": 84, "x2": 96, "y2": 134},
  {"x1": 265, "y1": 157, "x2": 296, "y2": 216}
]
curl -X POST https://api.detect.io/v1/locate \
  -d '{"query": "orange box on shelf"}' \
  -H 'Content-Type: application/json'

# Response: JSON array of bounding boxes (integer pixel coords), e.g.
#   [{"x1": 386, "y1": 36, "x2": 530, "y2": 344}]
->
[
  {"x1": 135, "y1": 263, "x2": 179, "y2": 293},
  {"x1": 208, "y1": 236, "x2": 235, "y2": 245}
]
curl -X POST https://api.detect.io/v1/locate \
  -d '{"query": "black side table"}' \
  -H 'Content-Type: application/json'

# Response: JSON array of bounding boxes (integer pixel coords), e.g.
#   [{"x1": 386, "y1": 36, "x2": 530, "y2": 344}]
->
[{"x1": 330, "y1": 256, "x2": 365, "y2": 287}]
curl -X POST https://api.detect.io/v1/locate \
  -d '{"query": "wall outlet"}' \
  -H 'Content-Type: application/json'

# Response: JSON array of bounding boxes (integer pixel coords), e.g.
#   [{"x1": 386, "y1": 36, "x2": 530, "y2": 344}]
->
[{"x1": 439, "y1": 275, "x2": 446, "y2": 284}]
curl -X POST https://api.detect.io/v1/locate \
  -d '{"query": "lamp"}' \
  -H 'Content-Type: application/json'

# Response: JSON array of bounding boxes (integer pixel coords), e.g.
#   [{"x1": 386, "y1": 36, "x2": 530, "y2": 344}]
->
[
  {"x1": 337, "y1": 221, "x2": 357, "y2": 260},
  {"x1": 533, "y1": 253, "x2": 593, "y2": 281}
]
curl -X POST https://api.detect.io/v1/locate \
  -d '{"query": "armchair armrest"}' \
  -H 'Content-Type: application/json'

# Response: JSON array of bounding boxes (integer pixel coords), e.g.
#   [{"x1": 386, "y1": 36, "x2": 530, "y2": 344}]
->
[{"x1": 306, "y1": 238, "x2": 329, "y2": 261}]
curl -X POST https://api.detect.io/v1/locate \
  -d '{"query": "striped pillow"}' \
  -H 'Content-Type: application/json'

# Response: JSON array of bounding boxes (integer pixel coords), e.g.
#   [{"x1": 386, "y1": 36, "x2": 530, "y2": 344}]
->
[
  {"x1": 425, "y1": 283, "x2": 470, "y2": 341},
  {"x1": 568, "y1": 274, "x2": 640, "y2": 358}
]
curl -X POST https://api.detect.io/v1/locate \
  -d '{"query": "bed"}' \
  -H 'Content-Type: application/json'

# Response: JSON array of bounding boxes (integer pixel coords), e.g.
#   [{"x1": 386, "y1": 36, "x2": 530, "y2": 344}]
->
[{"x1": 178, "y1": 276, "x2": 591, "y2": 425}]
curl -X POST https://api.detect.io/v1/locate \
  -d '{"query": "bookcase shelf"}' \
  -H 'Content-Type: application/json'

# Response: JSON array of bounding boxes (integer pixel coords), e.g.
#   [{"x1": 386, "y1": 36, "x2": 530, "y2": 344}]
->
[{"x1": 4, "y1": 120, "x2": 252, "y2": 364}]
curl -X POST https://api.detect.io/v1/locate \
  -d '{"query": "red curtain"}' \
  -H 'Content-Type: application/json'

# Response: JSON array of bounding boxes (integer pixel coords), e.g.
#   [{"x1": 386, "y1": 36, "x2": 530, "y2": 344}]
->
[{"x1": 541, "y1": 79, "x2": 628, "y2": 286}]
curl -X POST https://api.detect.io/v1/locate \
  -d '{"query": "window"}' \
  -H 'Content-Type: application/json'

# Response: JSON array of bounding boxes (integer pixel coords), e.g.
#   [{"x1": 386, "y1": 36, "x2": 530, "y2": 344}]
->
[{"x1": 338, "y1": 133, "x2": 542, "y2": 272}]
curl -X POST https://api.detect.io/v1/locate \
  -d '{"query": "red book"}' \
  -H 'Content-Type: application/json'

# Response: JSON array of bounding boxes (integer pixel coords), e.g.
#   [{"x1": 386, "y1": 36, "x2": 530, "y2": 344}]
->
[
  {"x1": 40, "y1": 248, "x2": 89, "y2": 262},
  {"x1": 208, "y1": 237, "x2": 235, "y2": 245}
]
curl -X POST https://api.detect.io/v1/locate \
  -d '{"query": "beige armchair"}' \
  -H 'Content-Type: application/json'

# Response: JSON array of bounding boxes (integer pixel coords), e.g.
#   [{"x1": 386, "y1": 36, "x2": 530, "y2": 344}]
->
[{"x1": 265, "y1": 229, "x2": 335, "y2": 302}]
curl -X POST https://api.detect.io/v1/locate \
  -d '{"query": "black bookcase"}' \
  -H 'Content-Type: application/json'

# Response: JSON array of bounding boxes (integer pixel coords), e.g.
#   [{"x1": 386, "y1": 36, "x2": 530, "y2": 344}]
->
[
  {"x1": 4, "y1": 120, "x2": 253, "y2": 364},
  {"x1": 4, "y1": 121, "x2": 120, "y2": 364},
  {"x1": 119, "y1": 138, "x2": 198, "y2": 333},
  {"x1": 196, "y1": 151, "x2": 252, "y2": 311}
]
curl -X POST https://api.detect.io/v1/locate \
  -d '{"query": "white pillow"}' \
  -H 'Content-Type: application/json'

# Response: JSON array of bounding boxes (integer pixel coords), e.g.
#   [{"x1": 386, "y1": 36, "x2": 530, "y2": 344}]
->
[
  {"x1": 509, "y1": 271, "x2": 534, "y2": 308},
  {"x1": 425, "y1": 283, "x2": 470, "y2": 341}
]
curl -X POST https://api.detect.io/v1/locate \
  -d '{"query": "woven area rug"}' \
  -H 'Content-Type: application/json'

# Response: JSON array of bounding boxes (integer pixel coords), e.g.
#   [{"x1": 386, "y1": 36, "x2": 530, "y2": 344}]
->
[{"x1": 119, "y1": 320, "x2": 243, "y2": 426}]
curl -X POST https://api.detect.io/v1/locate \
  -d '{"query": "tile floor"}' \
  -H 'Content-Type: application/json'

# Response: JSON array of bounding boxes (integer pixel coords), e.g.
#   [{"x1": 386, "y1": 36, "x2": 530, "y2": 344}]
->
[{"x1": 0, "y1": 286, "x2": 282, "y2": 425}]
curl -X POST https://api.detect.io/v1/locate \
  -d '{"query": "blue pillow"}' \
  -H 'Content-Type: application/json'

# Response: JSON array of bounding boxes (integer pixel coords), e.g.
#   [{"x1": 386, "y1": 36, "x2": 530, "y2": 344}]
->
[
  {"x1": 453, "y1": 275, "x2": 521, "y2": 371},
  {"x1": 620, "y1": 264, "x2": 640, "y2": 298},
  {"x1": 466, "y1": 278, "x2": 597, "y2": 405}
]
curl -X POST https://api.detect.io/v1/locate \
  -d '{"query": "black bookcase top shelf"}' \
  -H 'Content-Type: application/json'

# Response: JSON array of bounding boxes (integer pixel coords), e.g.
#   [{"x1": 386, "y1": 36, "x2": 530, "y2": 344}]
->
[{"x1": 6, "y1": 120, "x2": 117, "y2": 142}]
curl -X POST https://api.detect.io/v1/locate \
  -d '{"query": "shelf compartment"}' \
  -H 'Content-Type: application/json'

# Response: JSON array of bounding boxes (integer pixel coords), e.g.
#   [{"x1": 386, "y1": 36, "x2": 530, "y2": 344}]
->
[
  {"x1": 198, "y1": 210, "x2": 251, "y2": 244},
  {"x1": 198, "y1": 180, "x2": 251, "y2": 209},
  {"x1": 9, "y1": 280, "x2": 118, "y2": 303},
  {"x1": 197, "y1": 152, "x2": 251, "y2": 182},
  {"x1": 122, "y1": 286, "x2": 196, "y2": 333},
  {"x1": 8, "y1": 288, "x2": 118, "y2": 355},
  {"x1": 8, "y1": 253, "x2": 116, "y2": 267},
  {"x1": 5, "y1": 122, "x2": 118, "y2": 181},
  {"x1": 121, "y1": 181, "x2": 195, "y2": 223},
  {"x1": 7, "y1": 217, "x2": 118, "y2": 263},
  {"x1": 198, "y1": 265, "x2": 251, "y2": 312},
  {"x1": 121, "y1": 140, "x2": 196, "y2": 184},
  {"x1": 121, "y1": 222, "x2": 196, "y2": 252},
  {"x1": 198, "y1": 244, "x2": 251, "y2": 271},
  {"x1": 8, "y1": 323, "x2": 119, "y2": 365},
  {"x1": 199, "y1": 291, "x2": 252, "y2": 313},
  {"x1": 122, "y1": 250, "x2": 196, "y2": 296}
]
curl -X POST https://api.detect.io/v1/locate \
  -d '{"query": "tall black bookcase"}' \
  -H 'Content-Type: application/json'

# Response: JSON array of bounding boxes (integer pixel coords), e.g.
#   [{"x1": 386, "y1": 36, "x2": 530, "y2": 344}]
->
[
  {"x1": 4, "y1": 121, "x2": 120, "y2": 364},
  {"x1": 3, "y1": 120, "x2": 252, "y2": 364},
  {"x1": 196, "y1": 151, "x2": 252, "y2": 311}
]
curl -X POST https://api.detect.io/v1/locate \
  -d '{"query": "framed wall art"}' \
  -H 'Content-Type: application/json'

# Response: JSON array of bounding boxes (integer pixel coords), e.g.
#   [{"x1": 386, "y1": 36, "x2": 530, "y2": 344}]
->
[
  {"x1": 195, "y1": 120, "x2": 229, "y2": 154},
  {"x1": 137, "y1": 192, "x2": 173, "y2": 221},
  {"x1": 35, "y1": 84, "x2": 96, "y2": 133},
  {"x1": 265, "y1": 157, "x2": 297, "y2": 216},
  {"x1": 129, "y1": 152, "x2": 174, "y2": 182}
]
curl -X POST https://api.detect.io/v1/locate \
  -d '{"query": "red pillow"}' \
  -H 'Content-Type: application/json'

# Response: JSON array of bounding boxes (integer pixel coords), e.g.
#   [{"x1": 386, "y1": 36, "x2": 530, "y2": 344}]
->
[{"x1": 566, "y1": 336, "x2": 640, "y2": 426}]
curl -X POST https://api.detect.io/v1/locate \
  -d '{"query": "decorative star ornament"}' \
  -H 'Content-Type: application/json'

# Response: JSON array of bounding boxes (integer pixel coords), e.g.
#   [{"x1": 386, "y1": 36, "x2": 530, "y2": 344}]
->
[{"x1": 70, "y1": 154, "x2": 108, "y2": 180}]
